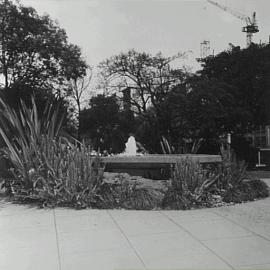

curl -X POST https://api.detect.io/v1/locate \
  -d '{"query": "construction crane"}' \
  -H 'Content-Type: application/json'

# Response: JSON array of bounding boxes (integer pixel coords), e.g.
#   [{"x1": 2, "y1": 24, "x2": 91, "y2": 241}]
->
[{"x1": 207, "y1": 0, "x2": 259, "y2": 47}]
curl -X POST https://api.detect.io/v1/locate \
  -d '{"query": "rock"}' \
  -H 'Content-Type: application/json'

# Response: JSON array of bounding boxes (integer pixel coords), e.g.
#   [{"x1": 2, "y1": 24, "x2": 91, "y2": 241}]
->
[{"x1": 102, "y1": 172, "x2": 168, "y2": 192}]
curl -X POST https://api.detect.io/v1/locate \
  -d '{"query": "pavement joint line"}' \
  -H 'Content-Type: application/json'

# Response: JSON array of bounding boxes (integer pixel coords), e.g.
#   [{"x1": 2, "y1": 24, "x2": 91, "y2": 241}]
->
[
  {"x1": 209, "y1": 208, "x2": 270, "y2": 243},
  {"x1": 159, "y1": 210, "x2": 236, "y2": 270},
  {"x1": 106, "y1": 210, "x2": 147, "y2": 270},
  {"x1": 236, "y1": 262, "x2": 270, "y2": 267},
  {"x1": 125, "y1": 229, "x2": 184, "y2": 237},
  {"x1": 53, "y1": 209, "x2": 63, "y2": 270},
  {"x1": 200, "y1": 234, "x2": 255, "y2": 242}
]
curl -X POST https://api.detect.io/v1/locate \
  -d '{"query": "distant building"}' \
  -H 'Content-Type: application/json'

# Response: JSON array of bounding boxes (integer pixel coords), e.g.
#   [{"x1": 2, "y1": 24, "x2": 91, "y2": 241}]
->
[
  {"x1": 122, "y1": 87, "x2": 131, "y2": 111},
  {"x1": 247, "y1": 125, "x2": 270, "y2": 149},
  {"x1": 246, "y1": 125, "x2": 270, "y2": 167}
]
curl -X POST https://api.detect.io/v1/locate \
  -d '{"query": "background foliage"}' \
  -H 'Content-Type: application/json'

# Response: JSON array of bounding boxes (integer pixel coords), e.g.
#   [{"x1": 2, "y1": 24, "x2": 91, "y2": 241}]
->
[{"x1": 0, "y1": 0, "x2": 87, "y2": 114}]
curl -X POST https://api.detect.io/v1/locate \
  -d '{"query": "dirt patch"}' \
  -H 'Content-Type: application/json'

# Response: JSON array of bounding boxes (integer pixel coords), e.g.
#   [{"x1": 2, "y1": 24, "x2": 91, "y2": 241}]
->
[{"x1": 103, "y1": 172, "x2": 169, "y2": 192}]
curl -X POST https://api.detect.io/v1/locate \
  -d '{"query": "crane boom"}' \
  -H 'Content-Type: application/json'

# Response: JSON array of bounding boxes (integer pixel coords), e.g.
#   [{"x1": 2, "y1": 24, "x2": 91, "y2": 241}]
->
[
  {"x1": 207, "y1": 0, "x2": 248, "y2": 23},
  {"x1": 207, "y1": 0, "x2": 259, "y2": 47}
]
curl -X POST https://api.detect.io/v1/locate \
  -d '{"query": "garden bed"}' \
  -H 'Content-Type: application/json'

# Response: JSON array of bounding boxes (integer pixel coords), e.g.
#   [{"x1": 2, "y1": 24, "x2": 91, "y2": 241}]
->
[
  {"x1": 0, "y1": 97, "x2": 268, "y2": 210},
  {"x1": 1, "y1": 168, "x2": 269, "y2": 210}
]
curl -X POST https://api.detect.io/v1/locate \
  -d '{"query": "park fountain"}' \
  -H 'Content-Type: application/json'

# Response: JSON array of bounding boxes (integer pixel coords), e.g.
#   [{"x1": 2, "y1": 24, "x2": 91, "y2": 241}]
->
[
  {"x1": 123, "y1": 135, "x2": 137, "y2": 156},
  {"x1": 101, "y1": 136, "x2": 221, "y2": 180}
]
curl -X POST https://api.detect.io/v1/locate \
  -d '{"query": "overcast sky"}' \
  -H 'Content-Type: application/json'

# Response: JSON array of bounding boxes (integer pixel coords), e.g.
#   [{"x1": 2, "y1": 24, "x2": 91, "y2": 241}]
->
[{"x1": 21, "y1": 0, "x2": 270, "y2": 73}]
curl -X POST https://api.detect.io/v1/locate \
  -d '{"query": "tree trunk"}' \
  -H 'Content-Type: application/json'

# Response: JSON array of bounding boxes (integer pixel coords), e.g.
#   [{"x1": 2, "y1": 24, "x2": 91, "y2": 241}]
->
[{"x1": 77, "y1": 102, "x2": 81, "y2": 141}]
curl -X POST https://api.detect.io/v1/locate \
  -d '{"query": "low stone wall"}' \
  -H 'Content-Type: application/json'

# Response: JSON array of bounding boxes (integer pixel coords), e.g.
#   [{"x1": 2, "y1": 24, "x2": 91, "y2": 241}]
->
[{"x1": 102, "y1": 154, "x2": 221, "y2": 180}]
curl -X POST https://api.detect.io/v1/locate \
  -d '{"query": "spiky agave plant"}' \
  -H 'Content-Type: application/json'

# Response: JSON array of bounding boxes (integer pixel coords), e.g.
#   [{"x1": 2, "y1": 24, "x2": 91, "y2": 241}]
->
[
  {"x1": 0, "y1": 96, "x2": 105, "y2": 207},
  {"x1": 162, "y1": 157, "x2": 219, "y2": 209},
  {"x1": 0, "y1": 96, "x2": 64, "y2": 192},
  {"x1": 30, "y1": 136, "x2": 104, "y2": 207}
]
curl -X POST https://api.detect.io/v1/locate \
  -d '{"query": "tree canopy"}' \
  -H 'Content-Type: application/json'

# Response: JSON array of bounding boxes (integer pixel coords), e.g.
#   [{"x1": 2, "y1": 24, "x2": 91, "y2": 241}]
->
[
  {"x1": 199, "y1": 44, "x2": 270, "y2": 131},
  {"x1": 99, "y1": 49, "x2": 187, "y2": 116},
  {"x1": 97, "y1": 44, "x2": 270, "y2": 156},
  {"x1": 0, "y1": 0, "x2": 87, "y2": 107},
  {"x1": 80, "y1": 94, "x2": 134, "y2": 153},
  {"x1": 1, "y1": 0, "x2": 268, "y2": 161}
]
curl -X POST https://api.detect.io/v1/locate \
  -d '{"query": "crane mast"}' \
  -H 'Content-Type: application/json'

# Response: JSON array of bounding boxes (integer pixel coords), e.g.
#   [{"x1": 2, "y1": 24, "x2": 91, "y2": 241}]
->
[{"x1": 207, "y1": 0, "x2": 259, "y2": 47}]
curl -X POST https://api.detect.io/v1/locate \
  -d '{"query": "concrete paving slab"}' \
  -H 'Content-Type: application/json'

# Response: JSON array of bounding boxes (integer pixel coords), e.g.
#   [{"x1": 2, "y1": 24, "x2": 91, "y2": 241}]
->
[
  {"x1": 127, "y1": 230, "x2": 225, "y2": 268},
  {"x1": 58, "y1": 228, "x2": 131, "y2": 254},
  {"x1": 239, "y1": 222, "x2": 270, "y2": 241},
  {"x1": 0, "y1": 226, "x2": 56, "y2": 251},
  {"x1": 127, "y1": 230, "x2": 205, "y2": 256},
  {"x1": 210, "y1": 198, "x2": 270, "y2": 241},
  {"x1": 162, "y1": 209, "x2": 223, "y2": 222},
  {"x1": 109, "y1": 210, "x2": 181, "y2": 236},
  {"x1": 211, "y1": 200, "x2": 270, "y2": 220},
  {"x1": 0, "y1": 248, "x2": 59, "y2": 270},
  {"x1": 0, "y1": 209, "x2": 54, "y2": 230},
  {"x1": 179, "y1": 219, "x2": 252, "y2": 240},
  {"x1": 0, "y1": 202, "x2": 40, "y2": 216},
  {"x1": 1, "y1": 196, "x2": 270, "y2": 270},
  {"x1": 55, "y1": 208, "x2": 108, "y2": 218},
  {"x1": 108, "y1": 209, "x2": 164, "y2": 220},
  {"x1": 203, "y1": 235, "x2": 270, "y2": 267},
  {"x1": 141, "y1": 247, "x2": 232, "y2": 269},
  {"x1": 236, "y1": 263, "x2": 270, "y2": 269},
  {"x1": 54, "y1": 209, "x2": 117, "y2": 233},
  {"x1": 60, "y1": 248, "x2": 145, "y2": 270}
]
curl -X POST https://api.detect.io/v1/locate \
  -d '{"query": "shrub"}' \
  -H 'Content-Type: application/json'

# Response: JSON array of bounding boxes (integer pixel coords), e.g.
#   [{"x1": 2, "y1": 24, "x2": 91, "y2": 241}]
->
[
  {"x1": 0, "y1": 96, "x2": 64, "y2": 185},
  {"x1": 223, "y1": 179, "x2": 269, "y2": 203},
  {"x1": 216, "y1": 147, "x2": 268, "y2": 202},
  {"x1": 14, "y1": 136, "x2": 104, "y2": 208},
  {"x1": 0, "y1": 97, "x2": 104, "y2": 208},
  {"x1": 96, "y1": 176, "x2": 160, "y2": 210},
  {"x1": 162, "y1": 158, "x2": 219, "y2": 209},
  {"x1": 218, "y1": 146, "x2": 247, "y2": 190},
  {"x1": 163, "y1": 149, "x2": 269, "y2": 210}
]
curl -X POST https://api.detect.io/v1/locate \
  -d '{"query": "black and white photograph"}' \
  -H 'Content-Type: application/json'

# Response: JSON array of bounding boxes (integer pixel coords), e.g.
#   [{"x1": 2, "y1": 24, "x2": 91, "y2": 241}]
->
[{"x1": 0, "y1": 0, "x2": 270, "y2": 269}]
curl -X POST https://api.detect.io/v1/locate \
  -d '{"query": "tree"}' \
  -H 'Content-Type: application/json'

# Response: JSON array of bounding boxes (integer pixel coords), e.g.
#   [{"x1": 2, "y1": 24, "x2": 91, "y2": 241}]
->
[
  {"x1": 186, "y1": 77, "x2": 245, "y2": 137},
  {"x1": 199, "y1": 44, "x2": 270, "y2": 131},
  {"x1": 80, "y1": 94, "x2": 131, "y2": 153},
  {"x1": 0, "y1": 0, "x2": 87, "y2": 108},
  {"x1": 98, "y1": 50, "x2": 189, "y2": 152},
  {"x1": 141, "y1": 78, "x2": 238, "y2": 154},
  {"x1": 69, "y1": 68, "x2": 93, "y2": 140},
  {"x1": 99, "y1": 49, "x2": 187, "y2": 117}
]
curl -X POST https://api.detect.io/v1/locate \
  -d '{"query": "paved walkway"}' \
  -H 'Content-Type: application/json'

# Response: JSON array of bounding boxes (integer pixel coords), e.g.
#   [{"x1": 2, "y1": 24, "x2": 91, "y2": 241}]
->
[{"x1": 1, "y1": 181, "x2": 270, "y2": 270}]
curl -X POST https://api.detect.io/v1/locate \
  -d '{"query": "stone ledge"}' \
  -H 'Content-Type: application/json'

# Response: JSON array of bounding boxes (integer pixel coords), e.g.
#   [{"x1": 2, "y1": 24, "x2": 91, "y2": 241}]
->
[{"x1": 102, "y1": 154, "x2": 221, "y2": 164}]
